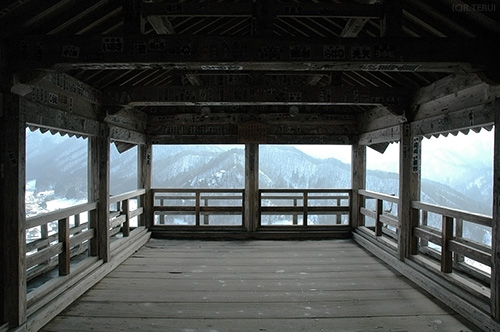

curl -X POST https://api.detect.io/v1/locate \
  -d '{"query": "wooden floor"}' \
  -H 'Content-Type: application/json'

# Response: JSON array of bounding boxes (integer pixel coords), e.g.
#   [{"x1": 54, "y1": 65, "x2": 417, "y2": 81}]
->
[{"x1": 42, "y1": 239, "x2": 478, "y2": 332}]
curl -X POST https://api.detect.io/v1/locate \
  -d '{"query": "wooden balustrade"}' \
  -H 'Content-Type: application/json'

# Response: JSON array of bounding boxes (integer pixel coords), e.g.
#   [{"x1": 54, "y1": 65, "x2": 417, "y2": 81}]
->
[
  {"x1": 153, "y1": 189, "x2": 245, "y2": 226},
  {"x1": 412, "y1": 201, "x2": 492, "y2": 278},
  {"x1": 26, "y1": 202, "x2": 98, "y2": 280},
  {"x1": 259, "y1": 189, "x2": 351, "y2": 226},
  {"x1": 109, "y1": 189, "x2": 146, "y2": 238},
  {"x1": 24, "y1": 189, "x2": 148, "y2": 330},
  {"x1": 357, "y1": 190, "x2": 399, "y2": 250}
]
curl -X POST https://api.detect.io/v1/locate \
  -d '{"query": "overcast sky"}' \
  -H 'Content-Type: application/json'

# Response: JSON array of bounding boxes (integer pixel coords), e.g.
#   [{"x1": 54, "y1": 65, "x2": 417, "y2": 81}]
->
[{"x1": 294, "y1": 128, "x2": 495, "y2": 173}]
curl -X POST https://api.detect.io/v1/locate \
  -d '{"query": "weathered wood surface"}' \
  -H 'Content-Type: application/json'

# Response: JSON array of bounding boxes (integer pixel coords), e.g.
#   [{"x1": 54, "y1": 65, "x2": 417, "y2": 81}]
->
[
  {"x1": 12, "y1": 35, "x2": 491, "y2": 73},
  {"x1": 42, "y1": 239, "x2": 476, "y2": 332}
]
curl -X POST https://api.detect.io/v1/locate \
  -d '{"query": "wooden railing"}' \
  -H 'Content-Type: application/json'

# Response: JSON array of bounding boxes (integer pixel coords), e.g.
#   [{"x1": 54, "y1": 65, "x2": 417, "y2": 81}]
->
[
  {"x1": 412, "y1": 201, "x2": 492, "y2": 282},
  {"x1": 153, "y1": 189, "x2": 244, "y2": 226},
  {"x1": 109, "y1": 189, "x2": 146, "y2": 238},
  {"x1": 355, "y1": 189, "x2": 494, "y2": 323},
  {"x1": 259, "y1": 189, "x2": 351, "y2": 226},
  {"x1": 25, "y1": 189, "x2": 148, "y2": 328},
  {"x1": 26, "y1": 201, "x2": 98, "y2": 281},
  {"x1": 357, "y1": 190, "x2": 399, "y2": 250}
]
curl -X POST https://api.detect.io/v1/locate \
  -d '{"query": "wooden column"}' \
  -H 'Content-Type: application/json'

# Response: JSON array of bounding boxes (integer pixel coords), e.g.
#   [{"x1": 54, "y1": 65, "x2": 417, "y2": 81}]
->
[
  {"x1": 0, "y1": 93, "x2": 27, "y2": 327},
  {"x1": 138, "y1": 141, "x2": 153, "y2": 228},
  {"x1": 88, "y1": 137, "x2": 99, "y2": 257},
  {"x1": 398, "y1": 123, "x2": 421, "y2": 261},
  {"x1": 351, "y1": 143, "x2": 366, "y2": 229},
  {"x1": 97, "y1": 123, "x2": 111, "y2": 262},
  {"x1": 492, "y1": 99, "x2": 500, "y2": 321},
  {"x1": 244, "y1": 143, "x2": 259, "y2": 232}
]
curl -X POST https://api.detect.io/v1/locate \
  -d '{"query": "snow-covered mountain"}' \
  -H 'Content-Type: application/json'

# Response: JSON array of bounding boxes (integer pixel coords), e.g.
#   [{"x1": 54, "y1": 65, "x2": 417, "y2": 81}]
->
[{"x1": 26, "y1": 130, "x2": 493, "y2": 220}]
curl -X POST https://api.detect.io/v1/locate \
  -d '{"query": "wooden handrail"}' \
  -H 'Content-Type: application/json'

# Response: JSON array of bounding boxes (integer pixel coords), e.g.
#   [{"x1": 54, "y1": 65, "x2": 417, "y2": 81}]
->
[
  {"x1": 109, "y1": 189, "x2": 146, "y2": 204},
  {"x1": 412, "y1": 201, "x2": 491, "y2": 227},
  {"x1": 26, "y1": 202, "x2": 98, "y2": 229},
  {"x1": 358, "y1": 189, "x2": 399, "y2": 203}
]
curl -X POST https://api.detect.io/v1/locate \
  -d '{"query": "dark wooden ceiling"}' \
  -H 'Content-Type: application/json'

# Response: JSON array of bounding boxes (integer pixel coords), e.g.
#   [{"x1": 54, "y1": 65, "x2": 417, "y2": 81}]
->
[{"x1": 1, "y1": 0, "x2": 499, "y2": 144}]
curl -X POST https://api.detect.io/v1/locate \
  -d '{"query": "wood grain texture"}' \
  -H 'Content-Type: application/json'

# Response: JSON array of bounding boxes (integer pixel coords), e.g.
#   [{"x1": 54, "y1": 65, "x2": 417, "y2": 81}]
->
[{"x1": 41, "y1": 239, "x2": 476, "y2": 332}]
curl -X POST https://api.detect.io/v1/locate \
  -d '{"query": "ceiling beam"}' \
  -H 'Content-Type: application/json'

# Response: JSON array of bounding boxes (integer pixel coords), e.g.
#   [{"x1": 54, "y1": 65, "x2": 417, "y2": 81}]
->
[
  {"x1": 141, "y1": 1, "x2": 384, "y2": 18},
  {"x1": 103, "y1": 85, "x2": 409, "y2": 108},
  {"x1": 148, "y1": 112, "x2": 355, "y2": 145},
  {"x1": 11, "y1": 35, "x2": 492, "y2": 73}
]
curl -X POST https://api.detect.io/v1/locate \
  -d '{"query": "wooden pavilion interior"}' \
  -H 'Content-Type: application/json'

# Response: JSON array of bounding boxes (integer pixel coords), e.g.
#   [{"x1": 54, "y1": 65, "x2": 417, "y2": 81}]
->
[{"x1": 1, "y1": 0, "x2": 500, "y2": 331}]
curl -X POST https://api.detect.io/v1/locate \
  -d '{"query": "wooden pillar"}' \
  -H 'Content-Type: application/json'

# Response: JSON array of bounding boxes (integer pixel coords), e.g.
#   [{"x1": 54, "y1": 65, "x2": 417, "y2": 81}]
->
[
  {"x1": 138, "y1": 141, "x2": 153, "y2": 228},
  {"x1": 97, "y1": 123, "x2": 111, "y2": 262},
  {"x1": 0, "y1": 94, "x2": 27, "y2": 327},
  {"x1": 398, "y1": 123, "x2": 421, "y2": 261},
  {"x1": 351, "y1": 142, "x2": 366, "y2": 229},
  {"x1": 244, "y1": 143, "x2": 259, "y2": 232},
  {"x1": 491, "y1": 99, "x2": 500, "y2": 321},
  {"x1": 88, "y1": 137, "x2": 99, "y2": 257}
]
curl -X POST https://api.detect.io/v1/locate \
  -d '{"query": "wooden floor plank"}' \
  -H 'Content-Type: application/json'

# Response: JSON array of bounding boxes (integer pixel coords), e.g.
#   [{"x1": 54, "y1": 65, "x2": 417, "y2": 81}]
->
[
  {"x1": 79, "y1": 288, "x2": 429, "y2": 303},
  {"x1": 43, "y1": 315, "x2": 472, "y2": 332},
  {"x1": 41, "y1": 239, "x2": 478, "y2": 332}
]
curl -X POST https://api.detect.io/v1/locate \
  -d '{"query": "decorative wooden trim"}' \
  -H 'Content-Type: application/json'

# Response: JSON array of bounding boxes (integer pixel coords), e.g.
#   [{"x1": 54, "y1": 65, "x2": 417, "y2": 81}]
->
[{"x1": 23, "y1": 99, "x2": 100, "y2": 137}]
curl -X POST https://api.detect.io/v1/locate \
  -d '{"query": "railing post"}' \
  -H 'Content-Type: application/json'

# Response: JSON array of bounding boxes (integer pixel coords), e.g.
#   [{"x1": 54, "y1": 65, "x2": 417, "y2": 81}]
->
[
  {"x1": 303, "y1": 192, "x2": 309, "y2": 226},
  {"x1": 454, "y1": 217, "x2": 464, "y2": 263},
  {"x1": 195, "y1": 191, "x2": 201, "y2": 226},
  {"x1": 293, "y1": 198, "x2": 298, "y2": 225},
  {"x1": 441, "y1": 215, "x2": 453, "y2": 273},
  {"x1": 204, "y1": 198, "x2": 210, "y2": 225},
  {"x1": 58, "y1": 217, "x2": 70, "y2": 276},
  {"x1": 1, "y1": 93, "x2": 27, "y2": 327},
  {"x1": 375, "y1": 199, "x2": 383, "y2": 237},
  {"x1": 122, "y1": 199, "x2": 130, "y2": 237},
  {"x1": 420, "y1": 210, "x2": 428, "y2": 247}
]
